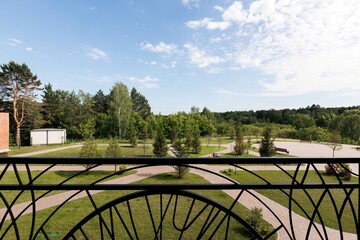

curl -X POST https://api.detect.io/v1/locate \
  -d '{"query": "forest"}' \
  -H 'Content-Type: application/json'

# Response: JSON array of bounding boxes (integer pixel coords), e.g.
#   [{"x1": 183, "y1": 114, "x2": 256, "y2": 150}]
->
[{"x1": 1, "y1": 61, "x2": 360, "y2": 147}]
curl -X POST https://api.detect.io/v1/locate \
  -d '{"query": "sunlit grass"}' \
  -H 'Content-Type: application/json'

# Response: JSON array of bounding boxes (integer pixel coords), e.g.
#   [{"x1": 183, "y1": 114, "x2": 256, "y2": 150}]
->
[
  {"x1": 226, "y1": 170, "x2": 358, "y2": 233},
  {"x1": 4, "y1": 173, "x2": 276, "y2": 240}
]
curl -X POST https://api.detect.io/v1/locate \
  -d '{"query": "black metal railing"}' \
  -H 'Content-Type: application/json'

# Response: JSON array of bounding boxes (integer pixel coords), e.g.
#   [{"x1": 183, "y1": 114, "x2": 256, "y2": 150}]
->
[{"x1": 0, "y1": 157, "x2": 359, "y2": 239}]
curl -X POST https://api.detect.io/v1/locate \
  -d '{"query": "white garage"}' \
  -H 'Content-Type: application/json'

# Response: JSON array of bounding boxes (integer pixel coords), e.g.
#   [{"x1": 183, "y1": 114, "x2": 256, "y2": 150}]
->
[{"x1": 30, "y1": 128, "x2": 66, "y2": 145}]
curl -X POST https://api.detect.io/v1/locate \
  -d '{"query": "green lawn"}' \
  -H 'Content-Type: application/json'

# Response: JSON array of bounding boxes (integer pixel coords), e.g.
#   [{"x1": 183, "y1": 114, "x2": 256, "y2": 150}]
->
[
  {"x1": 8, "y1": 144, "x2": 79, "y2": 156},
  {"x1": 188, "y1": 146, "x2": 227, "y2": 157},
  {"x1": 3, "y1": 173, "x2": 276, "y2": 240},
  {"x1": 226, "y1": 170, "x2": 358, "y2": 233},
  {"x1": 0, "y1": 170, "x2": 135, "y2": 208},
  {"x1": 31, "y1": 145, "x2": 155, "y2": 157},
  {"x1": 201, "y1": 136, "x2": 234, "y2": 145}
]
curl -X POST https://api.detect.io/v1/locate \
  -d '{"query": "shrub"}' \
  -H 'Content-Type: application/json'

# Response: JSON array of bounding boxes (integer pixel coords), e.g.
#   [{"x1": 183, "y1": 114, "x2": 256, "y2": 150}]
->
[
  {"x1": 118, "y1": 165, "x2": 127, "y2": 174},
  {"x1": 246, "y1": 207, "x2": 263, "y2": 232},
  {"x1": 220, "y1": 168, "x2": 235, "y2": 176},
  {"x1": 324, "y1": 163, "x2": 352, "y2": 181}
]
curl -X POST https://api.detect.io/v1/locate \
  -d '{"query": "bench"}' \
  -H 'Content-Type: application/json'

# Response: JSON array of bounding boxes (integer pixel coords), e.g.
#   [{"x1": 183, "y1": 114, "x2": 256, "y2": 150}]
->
[
  {"x1": 275, "y1": 147, "x2": 289, "y2": 155},
  {"x1": 356, "y1": 147, "x2": 360, "y2": 151},
  {"x1": 212, "y1": 153, "x2": 221, "y2": 158}
]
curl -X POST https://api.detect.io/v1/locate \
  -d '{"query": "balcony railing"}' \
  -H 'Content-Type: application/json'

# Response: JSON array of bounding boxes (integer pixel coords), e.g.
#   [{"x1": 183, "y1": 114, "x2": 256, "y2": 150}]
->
[{"x1": 0, "y1": 157, "x2": 358, "y2": 239}]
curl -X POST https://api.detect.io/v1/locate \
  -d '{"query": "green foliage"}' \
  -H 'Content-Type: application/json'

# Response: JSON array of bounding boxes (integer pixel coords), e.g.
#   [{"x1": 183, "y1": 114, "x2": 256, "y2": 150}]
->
[
  {"x1": 118, "y1": 165, "x2": 127, "y2": 174},
  {"x1": 259, "y1": 127, "x2": 275, "y2": 157},
  {"x1": 191, "y1": 125, "x2": 202, "y2": 154},
  {"x1": 246, "y1": 207, "x2": 265, "y2": 233},
  {"x1": 105, "y1": 138, "x2": 122, "y2": 157},
  {"x1": 325, "y1": 163, "x2": 351, "y2": 180},
  {"x1": 80, "y1": 140, "x2": 98, "y2": 157},
  {"x1": 172, "y1": 139, "x2": 188, "y2": 157},
  {"x1": 79, "y1": 117, "x2": 96, "y2": 139},
  {"x1": 80, "y1": 139, "x2": 99, "y2": 171},
  {"x1": 220, "y1": 168, "x2": 236, "y2": 176},
  {"x1": 0, "y1": 61, "x2": 42, "y2": 147},
  {"x1": 128, "y1": 122, "x2": 138, "y2": 147},
  {"x1": 109, "y1": 82, "x2": 132, "y2": 138},
  {"x1": 152, "y1": 127, "x2": 168, "y2": 157},
  {"x1": 233, "y1": 127, "x2": 247, "y2": 155},
  {"x1": 130, "y1": 87, "x2": 151, "y2": 119}
]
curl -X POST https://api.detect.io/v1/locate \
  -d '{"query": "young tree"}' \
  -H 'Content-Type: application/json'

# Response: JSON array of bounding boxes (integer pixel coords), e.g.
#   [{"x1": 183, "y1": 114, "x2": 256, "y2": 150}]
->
[
  {"x1": 259, "y1": 127, "x2": 275, "y2": 157},
  {"x1": 109, "y1": 82, "x2": 132, "y2": 139},
  {"x1": 80, "y1": 139, "x2": 98, "y2": 172},
  {"x1": 106, "y1": 137, "x2": 123, "y2": 171},
  {"x1": 173, "y1": 165, "x2": 190, "y2": 179},
  {"x1": 172, "y1": 138, "x2": 188, "y2": 157},
  {"x1": 327, "y1": 131, "x2": 342, "y2": 157},
  {"x1": 142, "y1": 123, "x2": 149, "y2": 154},
  {"x1": 233, "y1": 127, "x2": 246, "y2": 155},
  {"x1": 191, "y1": 125, "x2": 202, "y2": 154},
  {"x1": 0, "y1": 61, "x2": 42, "y2": 147},
  {"x1": 153, "y1": 127, "x2": 168, "y2": 157},
  {"x1": 128, "y1": 122, "x2": 138, "y2": 147}
]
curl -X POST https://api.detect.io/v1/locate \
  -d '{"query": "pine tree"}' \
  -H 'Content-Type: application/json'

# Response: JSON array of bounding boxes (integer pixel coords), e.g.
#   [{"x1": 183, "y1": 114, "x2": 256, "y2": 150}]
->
[
  {"x1": 153, "y1": 127, "x2": 168, "y2": 157},
  {"x1": 172, "y1": 138, "x2": 188, "y2": 157},
  {"x1": 259, "y1": 127, "x2": 275, "y2": 157},
  {"x1": 191, "y1": 125, "x2": 202, "y2": 154}
]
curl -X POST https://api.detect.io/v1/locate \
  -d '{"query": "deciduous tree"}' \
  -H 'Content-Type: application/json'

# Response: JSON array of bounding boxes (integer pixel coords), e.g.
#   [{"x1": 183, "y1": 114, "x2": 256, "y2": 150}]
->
[{"x1": 109, "y1": 82, "x2": 132, "y2": 138}]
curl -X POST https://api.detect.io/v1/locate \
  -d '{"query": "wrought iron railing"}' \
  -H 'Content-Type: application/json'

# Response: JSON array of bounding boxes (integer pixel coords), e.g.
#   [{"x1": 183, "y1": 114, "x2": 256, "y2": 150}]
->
[{"x1": 0, "y1": 157, "x2": 358, "y2": 239}]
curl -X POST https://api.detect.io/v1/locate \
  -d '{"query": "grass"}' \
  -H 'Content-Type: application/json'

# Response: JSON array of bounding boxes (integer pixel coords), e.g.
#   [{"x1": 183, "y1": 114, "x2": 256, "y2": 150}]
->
[
  {"x1": 3, "y1": 172, "x2": 276, "y2": 240},
  {"x1": 201, "y1": 136, "x2": 234, "y2": 145},
  {"x1": 225, "y1": 170, "x2": 358, "y2": 233},
  {"x1": 0, "y1": 170, "x2": 135, "y2": 208},
  {"x1": 8, "y1": 144, "x2": 79, "y2": 156},
  {"x1": 188, "y1": 146, "x2": 227, "y2": 157},
  {"x1": 220, "y1": 152, "x2": 258, "y2": 158},
  {"x1": 31, "y1": 145, "x2": 155, "y2": 157}
]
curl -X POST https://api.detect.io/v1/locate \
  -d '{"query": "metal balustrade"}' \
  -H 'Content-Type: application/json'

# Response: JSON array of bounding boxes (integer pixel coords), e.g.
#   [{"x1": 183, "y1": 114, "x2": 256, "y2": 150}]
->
[{"x1": 0, "y1": 157, "x2": 358, "y2": 239}]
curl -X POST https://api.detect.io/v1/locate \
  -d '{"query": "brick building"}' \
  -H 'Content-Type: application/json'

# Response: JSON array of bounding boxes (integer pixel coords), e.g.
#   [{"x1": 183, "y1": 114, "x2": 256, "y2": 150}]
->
[{"x1": 0, "y1": 112, "x2": 10, "y2": 156}]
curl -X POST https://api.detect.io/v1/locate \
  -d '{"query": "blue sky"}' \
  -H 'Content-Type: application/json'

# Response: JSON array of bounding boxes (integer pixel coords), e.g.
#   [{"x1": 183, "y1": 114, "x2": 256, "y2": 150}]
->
[{"x1": 1, "y1": 0, "x2": 360, "y2": 114}]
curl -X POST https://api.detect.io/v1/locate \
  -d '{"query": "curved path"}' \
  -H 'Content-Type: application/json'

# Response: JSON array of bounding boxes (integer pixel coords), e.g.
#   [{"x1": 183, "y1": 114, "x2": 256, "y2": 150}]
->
[{"x1": 1, "y1": 141, "x2": 358, "y2": 239}]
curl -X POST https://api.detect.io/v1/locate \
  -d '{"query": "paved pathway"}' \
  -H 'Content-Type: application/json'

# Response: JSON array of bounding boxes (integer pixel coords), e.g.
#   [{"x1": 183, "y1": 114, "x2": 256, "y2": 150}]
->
[{"x1": 1, "y1": 142, "x2": 358, "y2": 239}]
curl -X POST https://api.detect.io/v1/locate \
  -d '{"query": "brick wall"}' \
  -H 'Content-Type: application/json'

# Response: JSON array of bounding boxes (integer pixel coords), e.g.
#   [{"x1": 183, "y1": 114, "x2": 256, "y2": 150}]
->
[{"x1": 0, "y1": 113, "x2": 10, "y2": 155}]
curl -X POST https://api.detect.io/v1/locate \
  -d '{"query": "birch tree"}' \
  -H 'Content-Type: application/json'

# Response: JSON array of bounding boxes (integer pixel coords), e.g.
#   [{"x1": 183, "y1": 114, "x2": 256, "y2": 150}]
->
[{"x1": 109, "y1": 82, "x2": 132, "y2": 138}]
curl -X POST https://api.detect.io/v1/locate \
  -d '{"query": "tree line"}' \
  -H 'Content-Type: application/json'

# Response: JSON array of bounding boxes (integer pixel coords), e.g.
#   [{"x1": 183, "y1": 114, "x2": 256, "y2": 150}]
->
[{"x1": 1, "y1": 61, "x2": 360, "y2": 147}]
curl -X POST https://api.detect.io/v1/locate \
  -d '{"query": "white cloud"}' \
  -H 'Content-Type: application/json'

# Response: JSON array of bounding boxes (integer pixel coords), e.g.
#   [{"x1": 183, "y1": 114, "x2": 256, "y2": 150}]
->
[
  {"x1": 87, "y1": 47, "x2": 110, "y2": 62},
  {"x1": 129, "y1": 76, "x2": 159, "y2": 89},
  {"x1": 214, "y1": 5, "x2": 224, "y2": 12},
  {"x1": 222, "y1": 1, "x2": 247, "y2": 23},
  {"x1": 191, "y1": 0, "x2": 360, "y2": 95},
  {"x1": 8, "y1": 38, "x2": 23, "y2": 46},
  {"x1": 182, "y1": 0, "x2": 200, "y2": 8},
  {"x1": 215, "y1": 88, "x2": 253, "y2": 96},
  {"x1": 140, "y1": 41, "x2": 178, "y2": 56},
  {"x1": 184, "y1": 43, "x2": 224, "y2": 68},
  {"x1": 161, "y1": 61, "x2": 177, "y2": 69},
  {"x1": 26, "y1": 47, "x2": 33, "y2": 52},
  {"x1": 186, "y1": 18, "x2": 231, "y2": 31}
]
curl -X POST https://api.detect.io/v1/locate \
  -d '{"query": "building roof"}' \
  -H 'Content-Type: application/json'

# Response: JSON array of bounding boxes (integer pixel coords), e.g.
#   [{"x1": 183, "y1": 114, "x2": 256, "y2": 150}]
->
[{"x1": 31, "y1": 128, "x2": 66, "y2": 132}]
